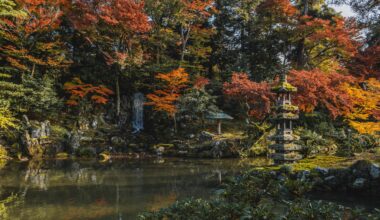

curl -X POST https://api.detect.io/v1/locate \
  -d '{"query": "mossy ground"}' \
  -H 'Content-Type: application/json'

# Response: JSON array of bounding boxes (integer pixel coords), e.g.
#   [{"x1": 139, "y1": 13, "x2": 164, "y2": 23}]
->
[
  {"x1": 254, "y1": 154, "x2": 380, "y2": 172},
  {"x1": 290, "y1": 155, "x2": 353, "y2": 171},
  {"x1": 213, "y1": 132, "x2": 247, "y2": 141}
]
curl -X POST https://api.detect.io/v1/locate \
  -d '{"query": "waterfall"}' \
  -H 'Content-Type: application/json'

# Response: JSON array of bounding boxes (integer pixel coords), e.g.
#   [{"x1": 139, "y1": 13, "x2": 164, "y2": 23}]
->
[{"x1": 132, "y1": 92, "x2": 145, "y2": 134}]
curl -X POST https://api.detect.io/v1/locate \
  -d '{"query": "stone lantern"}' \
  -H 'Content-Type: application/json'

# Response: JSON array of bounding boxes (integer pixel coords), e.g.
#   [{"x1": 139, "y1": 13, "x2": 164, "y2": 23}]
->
[{"x1": 269, "y1": 73, "x2": 302, "y2": 163}]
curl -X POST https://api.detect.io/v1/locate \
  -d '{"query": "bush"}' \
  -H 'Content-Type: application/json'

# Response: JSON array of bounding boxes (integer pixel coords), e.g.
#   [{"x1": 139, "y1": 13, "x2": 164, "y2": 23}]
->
[
  {"x1": 296, "y1": 128, "x2": 337, "y2": 157},
  {"x1": 139, "y1": 171, "x2": 379, "y2": 220}
]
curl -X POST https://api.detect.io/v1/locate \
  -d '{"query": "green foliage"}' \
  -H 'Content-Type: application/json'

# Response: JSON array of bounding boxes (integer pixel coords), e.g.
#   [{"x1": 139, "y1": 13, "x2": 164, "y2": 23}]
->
[
  {"x1": 296, "y1": 128, "x2": 337, "y2": 157},
  {"x1": 20, "y1": 75, "x2": 62, "y2": 115},
  {"x1": 0, "y1": 191, "x2": 24, "y2": 220},
  {"x1": 337, "y1": 132, "x2": 380, "y2": 156},
  {"x1": 139, "y1": 171, "x2": 378, "y2": 220},
  {"x1": 0, "y1": 67, "x2": 25, "y2": 109},
  {"x1": 178, "y1": 88, "x2": 220, "y2": 121},
  {"x1": 0, "y1": 0, "x2": 26, "y2": 17}
]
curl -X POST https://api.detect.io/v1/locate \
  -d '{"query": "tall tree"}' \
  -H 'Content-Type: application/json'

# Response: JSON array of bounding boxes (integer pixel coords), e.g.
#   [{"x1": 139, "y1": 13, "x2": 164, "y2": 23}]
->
[
  {"x1": 146, "y1": 68, "x2": 189, "y2": 132},
  {"x1": 69, "y1": 0, "x2": 151, "y2": 117},
  {"x1": 1, "y1": 0, "x2": 69, "y2": 77}
]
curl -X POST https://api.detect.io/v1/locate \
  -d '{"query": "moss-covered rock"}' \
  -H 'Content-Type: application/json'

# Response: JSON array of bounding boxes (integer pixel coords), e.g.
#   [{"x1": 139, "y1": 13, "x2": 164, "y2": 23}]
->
[
  {"x1": 55, "y1": 152, "x2": 69, "y2": 159},
  {"x1": 76, "y1": 147, "x2": 97, "y2": 158}
]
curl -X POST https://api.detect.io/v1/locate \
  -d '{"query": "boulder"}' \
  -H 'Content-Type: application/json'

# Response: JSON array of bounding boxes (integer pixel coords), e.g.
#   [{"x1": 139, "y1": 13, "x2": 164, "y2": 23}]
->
[
  {"x1": 200, "y1": 131, "x2": 215, "y2": 142},
  {"x1": 351, "y1": 160, "x2": 372, "y2": 178},
  {"x1": 352, "y1": 178, "x2": 367, "y2": 189},
  {"x1": 67, "y1": 131, "x2": 81, "y2": 152},
  {"x1": 31, "y1": 127, "x2": 41, "y2": 139},
  {"x1": 315, "y1": 167, "x2": 329, "y2": 176},
  {"x1": 110, "y1": 136, "x2": 126, "y2": 146},
  {"x1": 40, "y1": 120, "x2": 51, "y2": 137},
  {"x1": 324, "y1": 176, "x2": 338, "y2": 187},
  {"x1": 370, "y1": 164, "x2": 380, "y2": 179},
  {"x1": 210, "y1": 141, "x2": 226, "y2": 158},
  {"x1": 297, "y1": 170, "x2": 310, "y2": 181}
]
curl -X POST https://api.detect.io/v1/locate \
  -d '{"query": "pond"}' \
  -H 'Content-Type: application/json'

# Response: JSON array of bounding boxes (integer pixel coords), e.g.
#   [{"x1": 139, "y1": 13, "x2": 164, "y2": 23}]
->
[{"x1": 0, "y1": 158, "x2": 271, "y2": 220}]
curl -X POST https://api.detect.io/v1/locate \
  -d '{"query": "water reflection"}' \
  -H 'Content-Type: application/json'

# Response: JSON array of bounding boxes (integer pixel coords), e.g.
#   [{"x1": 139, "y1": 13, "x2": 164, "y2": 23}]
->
[{"x1": 0, "y1": 158, "x2": 270, "y2": 220}]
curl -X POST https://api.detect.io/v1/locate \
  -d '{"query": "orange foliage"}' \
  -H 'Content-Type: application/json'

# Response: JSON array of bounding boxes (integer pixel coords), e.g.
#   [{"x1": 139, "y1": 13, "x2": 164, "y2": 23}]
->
[
  {"x1": 193, "y1": 76, "x2": 210, "y2": 90},
  {"x1": 70, "y1": 0, "x2": 151, "y2": 33},
  {"x1": 223, "y1": 73, "x2": 274, "y2": 120},
  {"x1": 344, "y1": 78, "x2": 380, "y2": 135},
  {"x1": 69, "y1": 0, "x2": 150, "y2": 69},
  {"x1": 288, "y1": 69, "x2": 355, "y2": 119},
  {"x1": 146, "y1": 68, "x2": 189, "y2": 117},
  {"x1": 64, "y1": 78, "x2": 114, "y2": 106},
  {"x1": 17, "y1": 0, "x2": 67, "y2": 35},
  {"x1": 297, "y1": 16, "x2": 360, "y2": 67},
  {"x1": 0, "y1": 0, "x2": 69, "y2": 73},
  {"x1": 258, "y1": 0, "x2": 298, "y2": 18},
  {"x1": 182, "y1": 0, "x2": 214, "y2": 17}
]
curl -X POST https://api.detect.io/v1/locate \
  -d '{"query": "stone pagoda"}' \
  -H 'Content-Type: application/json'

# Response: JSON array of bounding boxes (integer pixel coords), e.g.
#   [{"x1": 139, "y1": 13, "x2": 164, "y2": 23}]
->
[{"x1": 269, "y1": 73, "x2": 302, "y2": 163}]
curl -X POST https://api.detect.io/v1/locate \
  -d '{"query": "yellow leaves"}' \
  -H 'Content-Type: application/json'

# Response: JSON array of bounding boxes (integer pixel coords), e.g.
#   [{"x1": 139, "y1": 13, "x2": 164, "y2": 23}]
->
[
  {"x1": 344, "y1": 78, "x2": 380, "y2": 135},
  {"x1": 345, "y1": 78, "x2": 380, "y2": 120},
  {"x1": 0, "y1": 105, "x2": 18, "y2": 130},
  {"x1": 348, "y1": 121, "x2": 380, "y2": 136}
]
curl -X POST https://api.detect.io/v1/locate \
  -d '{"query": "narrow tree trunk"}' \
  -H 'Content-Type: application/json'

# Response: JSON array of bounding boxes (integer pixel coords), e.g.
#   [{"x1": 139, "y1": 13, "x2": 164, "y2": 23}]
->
[
  {"x1": 295, "y1": 0, "x2": 309, "y2": 69},
  {"x1": 31, "y1": 63, "x2": 36, "y2": 77},
  {"x1": 116, "y1": 76, "x2": 121, "y2": 117},
  {"x1": 180, "y1": 25, "x2": 191, "y2": 65},
  {"x1": 173, "y1": 115, "x2": 177, "y2": 133}
]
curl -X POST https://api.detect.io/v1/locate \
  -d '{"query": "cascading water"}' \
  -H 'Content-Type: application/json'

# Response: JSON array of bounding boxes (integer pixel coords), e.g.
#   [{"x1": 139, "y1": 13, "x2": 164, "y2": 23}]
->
[{"x1": 132, "y1": 92, "x2": 145, "y2": 134}]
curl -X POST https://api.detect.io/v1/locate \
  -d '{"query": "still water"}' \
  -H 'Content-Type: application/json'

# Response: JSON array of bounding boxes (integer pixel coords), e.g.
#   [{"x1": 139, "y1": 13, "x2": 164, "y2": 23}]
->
[{"x1": 0, "y1": 158, "x2": 270, "y2": 220}]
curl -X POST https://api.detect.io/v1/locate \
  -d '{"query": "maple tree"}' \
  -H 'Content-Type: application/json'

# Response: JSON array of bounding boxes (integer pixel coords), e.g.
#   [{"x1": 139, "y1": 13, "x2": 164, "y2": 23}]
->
[
  {"x1": 69, "y1": 0, "x2": 151, "y2": 116},
  {"x1": 295, "y1": 15, "x2": 360, "y2": 70},
  {"x1": 223, "y1": 73, "x2": 274, "y2": 121},
  {"x1": 344, "y1": 78, "x2": 380, "y2": 135},
  {"x1": 288, "y1": 68, "x2": 355, "y2": 119},
  {"x1": 193, "y1": 76, "x2": 210, "y2": 90},
  {"x1": 146, "y1": 68, "x2": 189, "y2": 131},
  {"x1": 0, "y1": 0, "x2": 69, "y2": 76},
  {"x1": 64, "y1": 77, "x2": 114, "y2": 107},
  {"x1": 349, "y1": 45, "x2": 380, "y2": 80}
]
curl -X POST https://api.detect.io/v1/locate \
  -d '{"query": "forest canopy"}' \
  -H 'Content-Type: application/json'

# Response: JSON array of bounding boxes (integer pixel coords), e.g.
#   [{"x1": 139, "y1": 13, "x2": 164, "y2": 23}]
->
[{"x1": 0, "y1": 0, "x2": 378, "y2": 136}]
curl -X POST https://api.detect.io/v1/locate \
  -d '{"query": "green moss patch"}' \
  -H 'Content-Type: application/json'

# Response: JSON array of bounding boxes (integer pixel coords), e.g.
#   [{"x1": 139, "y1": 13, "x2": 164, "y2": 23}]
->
[{"x1": 290, "y1": 156, "x2": 353, "y2": 171}]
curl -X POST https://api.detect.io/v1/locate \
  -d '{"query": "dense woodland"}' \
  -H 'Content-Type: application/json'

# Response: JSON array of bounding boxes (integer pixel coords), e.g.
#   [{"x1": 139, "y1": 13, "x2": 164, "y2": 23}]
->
[
  {"x1": 0, "y1": 0, "x2": 379, "y2": 159},
  {"x1": 0, "y1": 0, "x2": 380, "y2": 219}
]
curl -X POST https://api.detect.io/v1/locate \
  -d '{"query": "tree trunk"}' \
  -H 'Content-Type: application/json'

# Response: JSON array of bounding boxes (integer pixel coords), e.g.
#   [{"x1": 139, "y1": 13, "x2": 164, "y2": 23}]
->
[
  {"x1": 173, "y1": 115, "x2": 177, "y2": 133},
  {"x1": 295, "y1": 0, "x2": 309, "y2": 69},
  {"x1": 180, "y1": 25, "x2": 191, "y2": 65},
  {"x1": 217, "y1": 120, "x2": 222, "y2": 135},
  {"x1": 31, "y1": 63, "x2": 36, "y2": 77},
  {"x1": 116, "y1": 76, "x2": 121, "y2": 117}
]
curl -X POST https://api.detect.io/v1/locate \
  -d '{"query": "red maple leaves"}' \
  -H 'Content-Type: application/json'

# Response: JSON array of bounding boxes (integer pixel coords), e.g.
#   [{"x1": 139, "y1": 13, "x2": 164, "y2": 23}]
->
[
  {"x1": 70, "y1": 0, "x2": 151, "y2": 33},
  {"x1": 223, "y1": 73, "x2": 274, "y2": 120},
  {"x1": 288, "y1": 69, "x2": 355, "y2": 119},
  {"x1": 64, "y1": 78, "x2": 114, "y2": 106}
]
